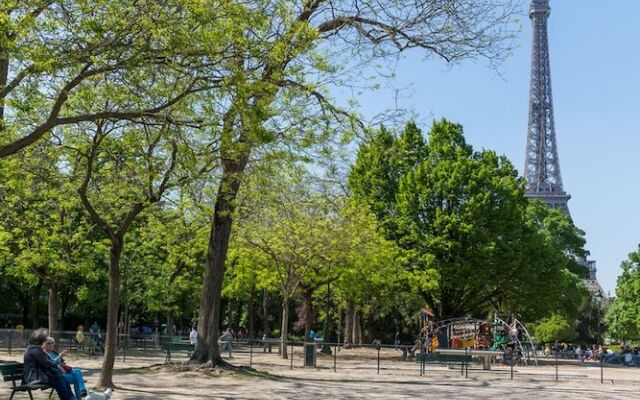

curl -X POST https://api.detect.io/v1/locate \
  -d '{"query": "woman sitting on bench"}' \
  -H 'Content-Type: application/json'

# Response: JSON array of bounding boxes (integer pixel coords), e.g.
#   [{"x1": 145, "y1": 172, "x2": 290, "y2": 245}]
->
[
  {"x1": 23, "y1": 328, "x2": 75, "y2": 400},
  {"x1": 43, "y1": 337, "x2": 87, "y2": 400}
]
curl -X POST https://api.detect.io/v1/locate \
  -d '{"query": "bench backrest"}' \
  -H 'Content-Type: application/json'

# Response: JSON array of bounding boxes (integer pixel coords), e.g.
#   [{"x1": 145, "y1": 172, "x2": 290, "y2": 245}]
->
[
  {"x1": 161, "y1": 343, "x2": 194, "y2": 351},
  {"x1": 0, "y1": 363, "x2": 23, "y2": 383},
  {"x1": 419, "y1": 353, "x2": 472, "y2": 363}
]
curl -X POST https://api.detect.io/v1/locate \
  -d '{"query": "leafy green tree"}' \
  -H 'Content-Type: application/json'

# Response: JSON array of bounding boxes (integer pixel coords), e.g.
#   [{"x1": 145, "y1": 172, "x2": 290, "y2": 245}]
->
[
  {"x1": 350, "y1": 120, "x2": 588, "y2": 322},
  {"x1": 607, "y1": 245, "x2": 640, "y2": 340},
  {"x1": 496, "y1": 200, "x2": 588, "y2": 322},
  {"x1": 0, "y1": 145, "x2": 98, "y2": 332},
  {"x1": 533, "y1": 314, "x2": 577, "y2": 343},
  {"x1": 0, "y1": 0, "x2": 219, "y2": 158},
  {"x1": 193, "y1": 0, "x2": 521, "y2": 364},
  {"x1": 67, "y1": 118, "x2": 188, "y2": 386},
  {"x1": 132, "y1": 199, "x2": 209, "y2": 334}
]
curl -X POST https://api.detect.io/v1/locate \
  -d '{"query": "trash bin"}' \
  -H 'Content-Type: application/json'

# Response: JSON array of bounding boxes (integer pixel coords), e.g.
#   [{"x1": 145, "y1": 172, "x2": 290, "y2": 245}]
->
[{"x1": 304, "y1": 343, "x2": 316, "y2": 367}]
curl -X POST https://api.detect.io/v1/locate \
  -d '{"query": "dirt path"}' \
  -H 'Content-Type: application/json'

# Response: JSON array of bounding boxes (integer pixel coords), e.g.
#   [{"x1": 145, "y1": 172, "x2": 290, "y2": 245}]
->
[{"x1": 2, "y1": 349, "x2": 639, "y2": 399}]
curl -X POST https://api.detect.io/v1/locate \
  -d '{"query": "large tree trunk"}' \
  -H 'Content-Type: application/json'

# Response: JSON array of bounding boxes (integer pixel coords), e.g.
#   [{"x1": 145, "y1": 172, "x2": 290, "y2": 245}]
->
[
  {"x1": 262, "y1": 288, "x2": 269, "y2": 336},
  {"x1": 97, "y1": 242, "x2": 123, "y2": 388},
  {"x1": 47, "y1": 281, "x2": 59, "y2": 334},
  {"x1": 193, "y1": 149, "x2": 250, "y2": 364},
  {"x1": 344, "y1": 301, "x2": 354, "y2": 347},
  {"x1": 353, "y1": 308, "x2": 362, "y2": 345},
  {"x1": 280, "y1": 294, "x2": 290, "y2": 359}
]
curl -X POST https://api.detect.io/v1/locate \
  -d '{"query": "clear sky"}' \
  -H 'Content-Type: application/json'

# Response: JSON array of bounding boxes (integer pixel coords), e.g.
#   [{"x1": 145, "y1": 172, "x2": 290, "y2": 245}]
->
[{"x1": 355, "y1": 0, "x2": 640, "y2": 295}]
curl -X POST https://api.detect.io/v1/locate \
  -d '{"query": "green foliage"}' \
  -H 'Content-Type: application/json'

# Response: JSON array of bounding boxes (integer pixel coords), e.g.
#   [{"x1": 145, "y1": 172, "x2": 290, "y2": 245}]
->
[
  {"x1": 533, "y1": 314, "x2": 577, "y2": 343},
  {"x1": 0, "y1": 143, "x2": 100, "y2": 295},
  {"x1": 606, "y1": 245, "x2": 640, "y2": 339},
  {"x1": 349, "y1": 119, "x2": 588, "y2": 321}
]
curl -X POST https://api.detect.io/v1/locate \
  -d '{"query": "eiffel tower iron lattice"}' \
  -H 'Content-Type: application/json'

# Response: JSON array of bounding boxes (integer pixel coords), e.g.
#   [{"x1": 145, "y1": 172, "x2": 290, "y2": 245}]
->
[
  {"x1": 524, "y1": 0, "x2": 570, "y2": 212},
  {"x1": 524, "y1": 0, "x2": 606, "y2": 300}
]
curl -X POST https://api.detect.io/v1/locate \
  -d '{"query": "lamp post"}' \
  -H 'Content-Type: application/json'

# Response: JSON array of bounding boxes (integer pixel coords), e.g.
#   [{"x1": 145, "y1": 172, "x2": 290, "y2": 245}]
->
[{"x1": 321, "y1": 281, "x2": 332, "y2": 354}]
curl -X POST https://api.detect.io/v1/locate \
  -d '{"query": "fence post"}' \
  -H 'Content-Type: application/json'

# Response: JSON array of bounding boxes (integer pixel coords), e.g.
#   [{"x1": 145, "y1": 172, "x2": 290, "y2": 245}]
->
[
  {"x1": 290, "y1": 343, "x2": 294, "y2": 370},
  {"x1": 555, "y1": 349, "x2": 558, "y2": 382},
  {"x1": 250, "y1": 340, "x2": 253, "y2": 367},
  {"x1": 333, "y1": 344, "x2": 337, "y2": 372},
  {"x1": 465, "y1": 348, "x2": 468, "y2": 378},
  {"x1": 600, "y1": 356, "x2": 603, "y2": 384},
  {"x1": 510, "y1": 351, "x2": 514, "y2": 380},
  {"x1": 8, "y1": 331, "x2": 12, "y2": 355},
  {"x1": 123, "y1": 334, "x2": 128, "y2": 363},
  {"x1": 377, "y1": 346, "x2": 380, "y2": 374}
]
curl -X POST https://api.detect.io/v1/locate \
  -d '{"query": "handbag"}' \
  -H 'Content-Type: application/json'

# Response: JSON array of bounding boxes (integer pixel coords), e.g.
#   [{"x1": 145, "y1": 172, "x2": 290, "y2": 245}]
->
[{"x1": 26, "y1": 367, "x2": 49, "y2": 385}]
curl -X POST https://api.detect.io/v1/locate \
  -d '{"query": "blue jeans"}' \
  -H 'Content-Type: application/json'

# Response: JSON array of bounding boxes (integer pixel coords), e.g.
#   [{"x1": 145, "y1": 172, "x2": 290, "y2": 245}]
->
[
  {"x1": 49, "y1": 373, "x2": 75, "y2": 400},
  {"x1": 62, "y1": 368, "x2": 86, "y2": 400}
]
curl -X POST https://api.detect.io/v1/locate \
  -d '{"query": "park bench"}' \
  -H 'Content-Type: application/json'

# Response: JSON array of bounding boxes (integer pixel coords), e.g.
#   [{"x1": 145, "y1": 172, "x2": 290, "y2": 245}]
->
[
  {"x1": 162, "y1": 342, "x2": 195, "y2": 363},
  {"x1": 417, "y1": 352, "x2": 472, "y2": 374},
  {"x1": 260, "y1": 337, "x2": 281, "y2": 353},
  {"x1": 0, "y1": 362, "x2": 53, "y2": 400}
]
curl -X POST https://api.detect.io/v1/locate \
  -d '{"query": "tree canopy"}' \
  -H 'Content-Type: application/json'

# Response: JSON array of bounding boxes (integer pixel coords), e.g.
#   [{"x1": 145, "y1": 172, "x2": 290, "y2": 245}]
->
[
  {"x1": 349, "y1": 120, "x2": 588, "y2": 322},
  {"x1": 607, "y1": 245, "x2": 640, "y2": 340}
]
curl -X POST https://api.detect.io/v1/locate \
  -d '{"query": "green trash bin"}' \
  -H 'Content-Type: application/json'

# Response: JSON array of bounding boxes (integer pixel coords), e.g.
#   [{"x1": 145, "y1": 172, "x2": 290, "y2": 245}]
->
[{"x1": 304, "y1": 343, "x2": 316, "y2": 367}]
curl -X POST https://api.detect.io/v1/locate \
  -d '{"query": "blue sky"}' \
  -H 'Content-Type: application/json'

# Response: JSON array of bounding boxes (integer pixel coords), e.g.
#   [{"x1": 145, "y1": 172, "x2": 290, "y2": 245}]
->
[{"x1": 354, "y1": 0, "x2": 640, "y2": 295}]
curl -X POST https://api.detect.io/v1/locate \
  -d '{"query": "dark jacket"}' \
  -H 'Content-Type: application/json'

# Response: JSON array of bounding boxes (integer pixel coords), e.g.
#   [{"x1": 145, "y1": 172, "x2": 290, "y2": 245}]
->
[{"x1": 23, "y1": 345, "x2": 61, "y2": 384}]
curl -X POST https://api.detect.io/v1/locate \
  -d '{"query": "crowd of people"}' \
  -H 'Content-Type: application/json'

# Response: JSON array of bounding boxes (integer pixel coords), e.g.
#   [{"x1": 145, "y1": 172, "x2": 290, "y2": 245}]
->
[{"x1": 543, "y1": 342, "x2": 640, "y2": 366}]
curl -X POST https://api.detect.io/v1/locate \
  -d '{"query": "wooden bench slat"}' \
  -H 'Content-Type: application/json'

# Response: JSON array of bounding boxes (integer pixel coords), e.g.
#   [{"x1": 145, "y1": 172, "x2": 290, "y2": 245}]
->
[{"x1": 416, "y1": 353, "x2": 472, "y2": 363}]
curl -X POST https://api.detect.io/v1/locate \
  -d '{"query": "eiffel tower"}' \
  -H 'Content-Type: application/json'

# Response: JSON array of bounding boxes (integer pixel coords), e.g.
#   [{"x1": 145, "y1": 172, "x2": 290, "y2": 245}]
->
[
  {"x1": 524, "y1": 0, "x2": 569, "y2": 211},
  {"x1": 524, "y1": 0, "x2": 606, "y2": 300}
]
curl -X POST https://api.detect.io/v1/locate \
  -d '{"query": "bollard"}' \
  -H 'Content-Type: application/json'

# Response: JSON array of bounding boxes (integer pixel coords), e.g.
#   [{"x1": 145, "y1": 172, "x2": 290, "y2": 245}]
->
[
  {"x1": 465, "y1": 348, "x2": 468, "y2": 378},
  {"x1": 510, "y1": 352, "x2": 514, "y2": 380},
  {"x1": 377, "y1": 346, "x2": 380, "y2": 374},
  {"x1": 250, "y1": 341, "x2": 253, "y2": 367},
  {"x1": 122, "y1": 336, "x2": 126, "y2": 363},
  {"x1": 8, "y1": 332, "x2": 12, "y2": 356},
  {"x1": 290, "y1": 343, "x2": 294, "y2": 370},
  {"x1": 333, "y1": 344, "x2": 337, "y2": 372},
  {"x1": 600, "y1": 356, "x2": 603, "y2": 384},
  {"x1": 555, "y1": 350, "x2": 558, "y2": 381}
]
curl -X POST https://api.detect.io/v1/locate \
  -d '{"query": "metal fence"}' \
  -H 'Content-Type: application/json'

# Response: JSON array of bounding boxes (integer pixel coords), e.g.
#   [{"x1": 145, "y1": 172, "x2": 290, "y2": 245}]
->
[{"x1": 1, "y1": 329, "x2": 638, "y2": 385}]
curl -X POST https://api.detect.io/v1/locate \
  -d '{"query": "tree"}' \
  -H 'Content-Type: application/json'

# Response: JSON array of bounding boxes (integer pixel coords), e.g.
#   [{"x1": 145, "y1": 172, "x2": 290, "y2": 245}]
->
[
  {"x1": 0, "y1": 0, "x2": 221, "y2": 158},
  {"x1": 533, "y1": 314, "x2": 577, "y2": 343},
  {"x1": 193, "y1": 0, "x2": 521, "y2": 364},
  {"x1": 606, "y1": 245, "x2": 640, "y2": 340},
  {"x1": 0, "y1": 145, "x2": 98, "y2": 332},
  {"x1": 67, "y1": 117, "x2": 188, "y2": 387},
  {"x1": 349, "y1": 120, "x2": 588, "y2": 322}
]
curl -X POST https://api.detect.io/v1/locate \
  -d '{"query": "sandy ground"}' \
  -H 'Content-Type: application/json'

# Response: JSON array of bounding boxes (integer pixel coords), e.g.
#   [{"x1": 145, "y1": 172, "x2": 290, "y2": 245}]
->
[{"x1": 2, "y1": 346, "x2": 639, "y2": 399}]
